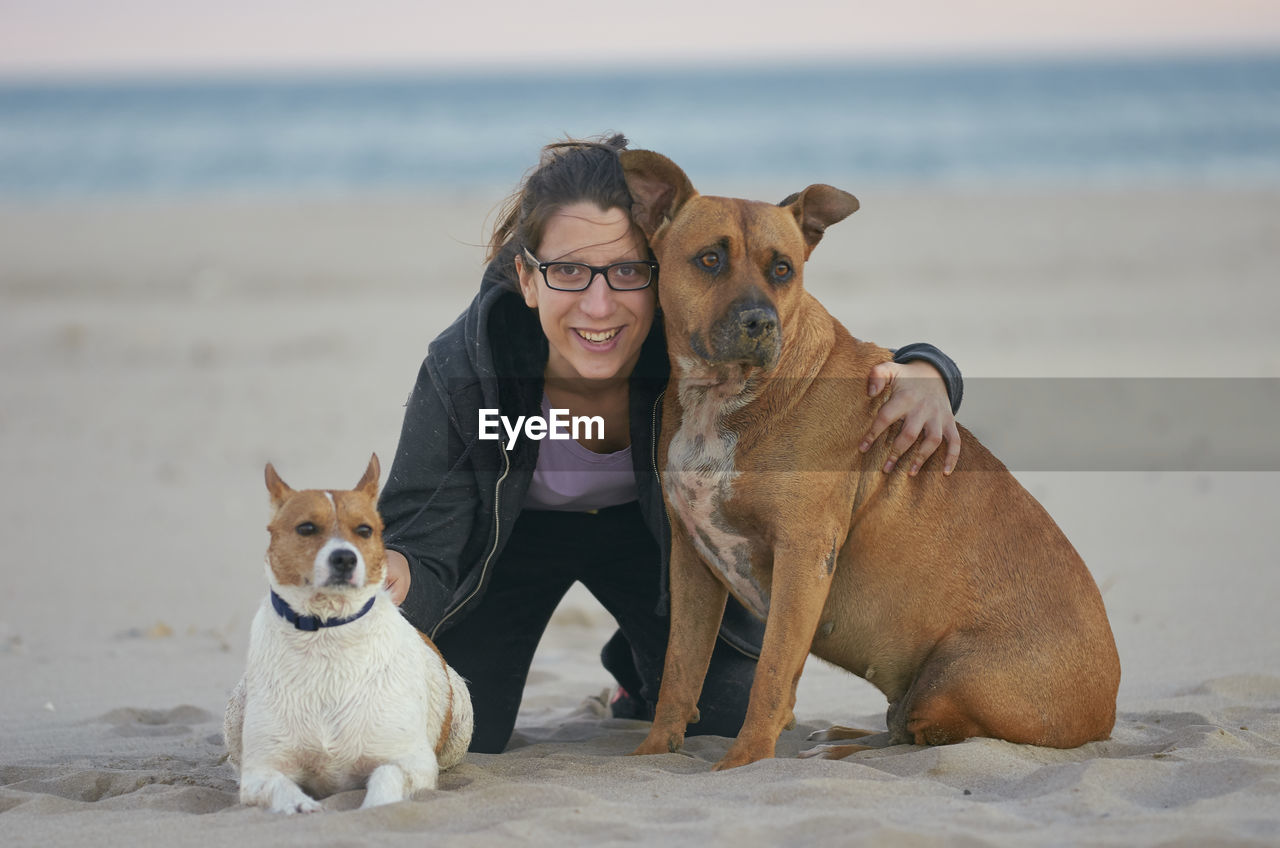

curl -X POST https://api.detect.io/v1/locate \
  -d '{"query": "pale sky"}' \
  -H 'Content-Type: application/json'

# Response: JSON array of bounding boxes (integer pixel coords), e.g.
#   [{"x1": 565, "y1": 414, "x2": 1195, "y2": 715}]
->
[{"x1": 2, "y1": 0, "x2": 1279, "y2": 77}]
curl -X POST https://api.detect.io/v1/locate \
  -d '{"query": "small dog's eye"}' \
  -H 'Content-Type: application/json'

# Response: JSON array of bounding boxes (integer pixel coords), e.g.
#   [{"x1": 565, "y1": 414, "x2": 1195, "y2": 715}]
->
[
  {"x1": 772, "y1": 261, "x2": 793, "y2": 281},
  {"x1": 296, "y1": 522, "x2": 318, "y2": 536},
  {"x1": 698, "y1": 251, "x2": 720, "y2": 271},
  {"x1": 355, "y1": 524, "x2": 373, "y2": 538}
]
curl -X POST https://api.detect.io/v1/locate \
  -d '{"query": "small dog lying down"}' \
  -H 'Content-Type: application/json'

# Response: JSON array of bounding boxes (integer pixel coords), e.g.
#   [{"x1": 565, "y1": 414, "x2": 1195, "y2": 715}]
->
[{"x1": 224, "y1": 454, "x2": 472, "y2": 813}]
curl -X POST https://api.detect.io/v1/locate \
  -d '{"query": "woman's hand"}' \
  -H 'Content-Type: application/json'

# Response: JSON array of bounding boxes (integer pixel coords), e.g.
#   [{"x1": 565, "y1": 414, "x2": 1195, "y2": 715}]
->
[
  {"x1": 384, "y1": 549, "x2": 411, "y2": 605},
  {"x1": 860, "y1": 360, "x2": 961, "y2": 476}
]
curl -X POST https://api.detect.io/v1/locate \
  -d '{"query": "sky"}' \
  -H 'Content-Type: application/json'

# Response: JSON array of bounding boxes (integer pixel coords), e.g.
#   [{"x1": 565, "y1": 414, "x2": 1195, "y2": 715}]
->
[{"x1": 2, "y1": 0, "x2": 1279, "y2": 77}]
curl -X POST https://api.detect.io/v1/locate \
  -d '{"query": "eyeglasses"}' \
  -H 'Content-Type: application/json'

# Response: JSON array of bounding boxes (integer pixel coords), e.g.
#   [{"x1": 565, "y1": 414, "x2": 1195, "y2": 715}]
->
[{"x1": 523, "y1": 246, "x2": 657, "y2": 292}]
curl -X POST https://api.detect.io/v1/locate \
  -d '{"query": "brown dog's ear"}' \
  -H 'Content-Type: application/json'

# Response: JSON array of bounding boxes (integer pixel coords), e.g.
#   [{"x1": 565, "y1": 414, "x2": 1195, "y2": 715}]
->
[
  {"x1": 785, "y1": 185, "x2": 860, "y2": 258},
  {"x1": 355, "y1": 453, "x2": 380, "y2": 499},
  {"x1": 620, "y1": 150, "x2": 698, "y2": 241},
  {"x1": 265, "y1": 462, "x2": 294, "y2": 509}
]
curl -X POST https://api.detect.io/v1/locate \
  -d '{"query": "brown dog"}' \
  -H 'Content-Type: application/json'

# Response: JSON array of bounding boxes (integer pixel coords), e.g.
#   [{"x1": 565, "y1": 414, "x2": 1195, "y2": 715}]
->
[{"x1": 621, "y1": 150, "x2": 1120, "y2": 771}]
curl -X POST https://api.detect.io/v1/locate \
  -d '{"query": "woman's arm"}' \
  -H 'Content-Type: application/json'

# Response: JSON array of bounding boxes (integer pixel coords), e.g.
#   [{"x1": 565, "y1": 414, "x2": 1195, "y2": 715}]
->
[
  {"x1": 379, "y1": 357, "x2": 481, "y2": 632},
  {"x1": 862, "y1": 344, "x2": 964, "y2": 476}
]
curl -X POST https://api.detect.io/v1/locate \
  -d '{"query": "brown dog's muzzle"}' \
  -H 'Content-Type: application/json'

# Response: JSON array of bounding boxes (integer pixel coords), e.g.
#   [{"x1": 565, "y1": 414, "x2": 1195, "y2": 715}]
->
[{"x1": 691, "y1": 295, "x2": 781, "y2": 369}]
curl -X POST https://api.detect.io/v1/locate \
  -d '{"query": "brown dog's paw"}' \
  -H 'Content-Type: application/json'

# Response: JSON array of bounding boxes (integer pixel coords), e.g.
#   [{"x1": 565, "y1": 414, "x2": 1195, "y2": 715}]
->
[
  {"x1": 631, "y1": 732, "x2": 684, "y2": 756},
  {"x1": 797, "y1": 742, "x2": 872, "y2": 760},
  {"x1": 712, "y1": 741, "x2": 773, "y2": 771},
  {"x1": 805, "y1": 724, "x2": 876, "y2": 743}
]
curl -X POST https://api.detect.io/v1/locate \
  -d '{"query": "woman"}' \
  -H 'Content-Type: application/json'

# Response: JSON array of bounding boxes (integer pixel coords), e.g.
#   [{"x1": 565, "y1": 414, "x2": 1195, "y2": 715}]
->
[{"x1": 379, "y1": 135, "x2": 963, "y2": 753}]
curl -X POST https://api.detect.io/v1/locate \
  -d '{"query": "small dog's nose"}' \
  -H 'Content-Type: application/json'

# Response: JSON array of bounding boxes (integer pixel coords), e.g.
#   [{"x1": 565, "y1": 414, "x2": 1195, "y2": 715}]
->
[
  {"x1": 328, "y1": 548, "x2": 357, "y2": 574},
  {"x1": 738, "y1": 307, "x2": 778, "y2": 339}
]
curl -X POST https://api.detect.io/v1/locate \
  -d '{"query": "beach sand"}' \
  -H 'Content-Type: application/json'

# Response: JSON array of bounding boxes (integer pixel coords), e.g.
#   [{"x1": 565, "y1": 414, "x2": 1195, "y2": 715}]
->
[{"x1": 1, "y1": 189, "x2": 1278, "y2": 846}]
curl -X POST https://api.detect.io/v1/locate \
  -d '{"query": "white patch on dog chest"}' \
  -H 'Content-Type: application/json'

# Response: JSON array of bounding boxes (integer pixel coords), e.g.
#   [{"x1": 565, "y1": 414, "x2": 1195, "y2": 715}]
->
[{"x1": 666, "y1": 365, "x2": 769, "y2": 618}]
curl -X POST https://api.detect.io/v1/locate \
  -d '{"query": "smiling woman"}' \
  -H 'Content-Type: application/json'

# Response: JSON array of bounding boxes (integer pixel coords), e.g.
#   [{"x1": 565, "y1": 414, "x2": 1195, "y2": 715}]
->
[
  {"x1": 514, "y1": 203, "x2": 656, "y2": 387},
  {"x1": 373, "y1": 133, "x2": 966, "y2": 754}
]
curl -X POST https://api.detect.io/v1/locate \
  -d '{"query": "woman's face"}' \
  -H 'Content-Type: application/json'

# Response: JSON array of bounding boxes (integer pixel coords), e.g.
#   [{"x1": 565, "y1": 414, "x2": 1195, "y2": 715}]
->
[{"x1": 516, "y1": 202, "x2": 656, "y2": 386}]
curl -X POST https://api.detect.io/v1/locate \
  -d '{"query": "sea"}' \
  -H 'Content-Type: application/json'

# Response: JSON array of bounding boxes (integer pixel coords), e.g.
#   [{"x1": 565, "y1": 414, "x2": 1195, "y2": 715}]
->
[{"x1": 1, "y1": 54, "x2": 1278, "y2": 200}]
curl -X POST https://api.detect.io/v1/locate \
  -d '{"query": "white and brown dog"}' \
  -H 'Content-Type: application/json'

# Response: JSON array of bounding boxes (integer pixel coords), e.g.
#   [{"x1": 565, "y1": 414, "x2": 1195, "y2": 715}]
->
[{"x1": 224, "y1": 454, "x2": 472, "y2": 813}]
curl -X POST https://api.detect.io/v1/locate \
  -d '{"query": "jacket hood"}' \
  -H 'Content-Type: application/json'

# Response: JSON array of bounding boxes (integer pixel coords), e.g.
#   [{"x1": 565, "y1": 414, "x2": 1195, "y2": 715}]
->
[{"x1": 424, "y1": 255, "x2": 549, "y2": 432}]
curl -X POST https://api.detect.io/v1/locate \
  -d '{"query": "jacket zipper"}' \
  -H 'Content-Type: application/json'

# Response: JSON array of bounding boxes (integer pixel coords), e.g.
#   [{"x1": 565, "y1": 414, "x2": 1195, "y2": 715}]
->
[
  {"x1": 650, "y1": 389, "x2": 664, "y2": 483},
  {"x1": 429, "y1": 444, "x2": 511, "y2": 641}
]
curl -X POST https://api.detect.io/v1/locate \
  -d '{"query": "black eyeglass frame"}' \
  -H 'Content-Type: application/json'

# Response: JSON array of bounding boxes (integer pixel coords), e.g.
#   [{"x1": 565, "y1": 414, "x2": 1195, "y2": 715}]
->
[{"x1": 522, "y1": 246, "x2": 658, "y2": 292}]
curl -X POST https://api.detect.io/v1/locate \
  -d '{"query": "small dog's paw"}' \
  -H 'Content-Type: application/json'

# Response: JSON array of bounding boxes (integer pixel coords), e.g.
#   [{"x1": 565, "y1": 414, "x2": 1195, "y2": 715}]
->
[
  {"x1": 249, "y1": 778, "x2": 322, "y2": 814},
  {"x1": 271, "y1": 794, "x2": 322, "y2": 815},
  {"x1": 360, "y1": 763, "x2": 416, "y2": 808},
  {"x1": 359, "y1": 790, "x2": 403, "y2": 809}
]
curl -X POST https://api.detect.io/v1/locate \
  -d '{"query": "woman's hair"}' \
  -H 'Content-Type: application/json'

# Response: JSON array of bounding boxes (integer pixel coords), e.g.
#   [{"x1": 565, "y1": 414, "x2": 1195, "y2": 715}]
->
[{"x1": 487, "y1": 133, "x2": 636, "y2": 290}]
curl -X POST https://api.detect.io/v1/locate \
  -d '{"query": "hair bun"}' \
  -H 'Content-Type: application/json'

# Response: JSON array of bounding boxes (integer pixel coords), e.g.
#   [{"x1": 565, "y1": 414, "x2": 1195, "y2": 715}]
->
[{"x1": 487, "y1": 132, "x2": 638, "y2": 276}]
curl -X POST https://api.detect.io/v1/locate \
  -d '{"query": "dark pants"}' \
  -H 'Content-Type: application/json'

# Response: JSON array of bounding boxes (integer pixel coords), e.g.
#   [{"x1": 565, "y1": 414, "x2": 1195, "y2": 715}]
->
[{"x1": 434, "y1": 501, "x2": 756, "y2": 753}]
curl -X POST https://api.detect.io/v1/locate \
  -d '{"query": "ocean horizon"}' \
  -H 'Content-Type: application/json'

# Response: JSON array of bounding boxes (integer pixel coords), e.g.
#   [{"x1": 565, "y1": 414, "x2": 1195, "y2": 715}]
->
[{"x1": 2, "y1": 53, "x2": 1278, "y2": 200}]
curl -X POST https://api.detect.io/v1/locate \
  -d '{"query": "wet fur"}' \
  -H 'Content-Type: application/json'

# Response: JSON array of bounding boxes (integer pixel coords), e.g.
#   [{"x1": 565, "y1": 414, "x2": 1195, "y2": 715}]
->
[{"x1": 224, "y1": 455, "x2": 473, "y2": 812}]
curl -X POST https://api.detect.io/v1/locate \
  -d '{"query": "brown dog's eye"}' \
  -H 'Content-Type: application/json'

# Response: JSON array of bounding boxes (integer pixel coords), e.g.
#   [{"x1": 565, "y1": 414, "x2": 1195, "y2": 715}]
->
[
  {"x1": 296, "y1": 522, "x2": 318, "y2": 536},
  {"x1": 698, "y1": 252, "x2": 720, "y2": 271},
  {"x1": 355, "y1": 524, "x2": 373, "y2": 538},
  {"x1": 772, "y1": 261, "x2": 793, "y2": 282}
]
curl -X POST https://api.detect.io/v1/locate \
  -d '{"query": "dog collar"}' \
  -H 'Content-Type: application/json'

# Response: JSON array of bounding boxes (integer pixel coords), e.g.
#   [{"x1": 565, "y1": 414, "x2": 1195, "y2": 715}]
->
[{"x1": 270, "y1": 591, "x2": 376, "y2": 632}]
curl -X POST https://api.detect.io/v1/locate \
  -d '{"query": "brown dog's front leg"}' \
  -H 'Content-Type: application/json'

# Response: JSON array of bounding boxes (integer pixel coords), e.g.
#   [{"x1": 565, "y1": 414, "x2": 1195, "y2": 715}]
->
[
  {"x1": 715, "y1": 543, "x2": 835, "y2": 771},
  {"x1": 632, "y1": 528, "x2": 728, "y2": 756}
]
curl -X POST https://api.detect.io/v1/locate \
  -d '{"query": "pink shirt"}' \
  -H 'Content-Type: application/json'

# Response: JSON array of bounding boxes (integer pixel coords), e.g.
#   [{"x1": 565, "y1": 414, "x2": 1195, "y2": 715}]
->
[{"x1": 524, "y1": 395, "x2": 639, "y2": 511}]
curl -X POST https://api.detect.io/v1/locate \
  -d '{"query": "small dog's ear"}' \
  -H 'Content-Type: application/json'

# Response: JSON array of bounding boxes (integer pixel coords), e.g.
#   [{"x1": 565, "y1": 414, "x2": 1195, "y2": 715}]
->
[
  {"x1": 355, "y1": 453, "x2": 380, "y2": 499},
  {"x1": 620, "y1": 149, "x2": 698, "y2": 242},
  {"x1": 785, "y1": 185, "x2": 859, "y2": 258},
  {"x1": 265, "y1": 462, "x2": 293, "y2": 509}
]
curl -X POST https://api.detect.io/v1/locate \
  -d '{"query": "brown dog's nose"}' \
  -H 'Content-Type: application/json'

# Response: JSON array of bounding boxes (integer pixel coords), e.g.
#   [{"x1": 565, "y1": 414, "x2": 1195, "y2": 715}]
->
[
  {"x1": 703, "y1": 296, "x2": 781, "y2": 367},
  {"x1": 738, "y1": 307, "x2": 778, "y2": 340}
]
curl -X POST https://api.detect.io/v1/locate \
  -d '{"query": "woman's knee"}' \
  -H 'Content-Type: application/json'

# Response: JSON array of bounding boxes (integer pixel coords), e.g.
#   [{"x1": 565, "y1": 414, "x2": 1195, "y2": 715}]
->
[{"x1": 468, "y1": 717, "x2": 516, "y2": 753}]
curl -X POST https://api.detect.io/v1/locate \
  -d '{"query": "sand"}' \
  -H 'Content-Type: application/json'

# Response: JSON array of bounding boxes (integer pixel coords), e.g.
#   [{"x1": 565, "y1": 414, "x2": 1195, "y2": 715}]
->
[{"x1": 1, "y1": 188, "x2": 1278, "y2": 846}]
